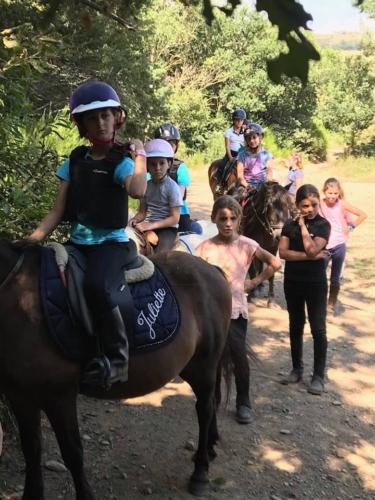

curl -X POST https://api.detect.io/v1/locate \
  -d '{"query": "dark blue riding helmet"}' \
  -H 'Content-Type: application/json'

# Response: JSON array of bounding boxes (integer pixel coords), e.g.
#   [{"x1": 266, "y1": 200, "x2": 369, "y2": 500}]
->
[
  {"x1": 232, "y1": 108, "x2": 247, "y2": 120},
  {"x1": 69, "y1": 81, "x2": 126, "y2": 117}
]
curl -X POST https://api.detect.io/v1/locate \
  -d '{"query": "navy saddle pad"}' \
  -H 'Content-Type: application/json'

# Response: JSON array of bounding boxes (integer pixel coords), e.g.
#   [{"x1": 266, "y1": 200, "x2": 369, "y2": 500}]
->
[{"x1": 39, "y1": 247, "x2": 180, "y2": 362}]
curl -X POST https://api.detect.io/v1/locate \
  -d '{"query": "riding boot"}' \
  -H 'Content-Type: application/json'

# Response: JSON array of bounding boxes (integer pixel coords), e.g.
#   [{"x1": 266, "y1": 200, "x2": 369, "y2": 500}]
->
[
  {"x1": 328, "y1": 283, "x2": 340, "y2": 312},
  {"x1": 82, "y1": 306, "x2": 129, "y2": 389}
]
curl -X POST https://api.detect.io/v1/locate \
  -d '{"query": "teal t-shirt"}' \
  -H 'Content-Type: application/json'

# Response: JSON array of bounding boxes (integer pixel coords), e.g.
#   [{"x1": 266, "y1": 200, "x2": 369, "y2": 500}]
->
[{"x1": 56, "y1": 154, "x2": 134, "y2": 245}]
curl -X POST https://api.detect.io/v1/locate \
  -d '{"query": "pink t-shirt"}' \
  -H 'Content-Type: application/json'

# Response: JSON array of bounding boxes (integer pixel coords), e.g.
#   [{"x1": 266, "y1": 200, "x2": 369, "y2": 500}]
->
[
  {"x1": 319, "y1": 199, "x2": 348, "y2": 249},
  {"x1": 196, "y1": 235, "x2": 259, "y2": 319}
]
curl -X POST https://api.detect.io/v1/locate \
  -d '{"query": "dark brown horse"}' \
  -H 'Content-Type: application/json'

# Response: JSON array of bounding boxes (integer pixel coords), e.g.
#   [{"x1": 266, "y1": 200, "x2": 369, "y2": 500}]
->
[
  {"x1": 208, "y1": 158, "x2": 238, "y2": 200},
  {"x1": 232, "y1": 182, "x2": 294, "y2": 307},
  {"x1": 0, "y1": 240, "x2": 232, "y2": 499}
]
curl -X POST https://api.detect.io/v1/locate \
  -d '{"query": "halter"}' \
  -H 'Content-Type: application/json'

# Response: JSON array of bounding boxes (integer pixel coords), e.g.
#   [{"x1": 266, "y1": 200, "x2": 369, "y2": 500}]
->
[
  {"x1": 243, "y1": 188, "x2": 286, "y2": 239},
  {"x1": 0, "y1": 252, "x2": 24, "y2": 292}
]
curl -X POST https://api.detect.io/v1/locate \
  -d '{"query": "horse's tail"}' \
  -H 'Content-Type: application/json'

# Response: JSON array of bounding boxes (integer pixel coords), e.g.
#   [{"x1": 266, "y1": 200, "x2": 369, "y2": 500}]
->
[
  {"x1": 215, "y1": 337, "x2": 259, "y2": 409},
  {"x1": 215, "y1": 340, "x2": 232, "y2": 409}
]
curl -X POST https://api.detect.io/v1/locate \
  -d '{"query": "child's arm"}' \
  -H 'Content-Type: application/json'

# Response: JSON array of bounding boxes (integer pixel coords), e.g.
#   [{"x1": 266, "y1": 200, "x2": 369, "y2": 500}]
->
[
  {"x1": 342, "y1": 200, "x2": 367, "y2": 228},
  {"x1": 177, "y1": 163, "x2": 190, "y2": 199},
  {"x1": 29, "y1": 181, "x2": 69, "y2": 242},
  {"x1": 279, "y1": 234, "x2": 328, "y2": 261},
  {"x1": 245, "y1": 247, "x2": 281, "y2": 291},
  {"x1": 129, "y1": 201, "x2": 147, "y2": 227},
  {"x1": 125, "y1": 140, "x2": 147, "y2": 199},
  {"x1": 266, "y1": 159, "x2": 274, "y2": 181},
  {"x1": 236, "y1": 161, "x2": 247, "y2": 188},
  {"x1": 136, "y1": 207, "x2": 180, "y2": 232},
  {"x1": 224, "y1": 136, "x2": 233, "y2": 160},
  {"x1": 299, "y1": 216, "x2": 328, "y2": 258}
]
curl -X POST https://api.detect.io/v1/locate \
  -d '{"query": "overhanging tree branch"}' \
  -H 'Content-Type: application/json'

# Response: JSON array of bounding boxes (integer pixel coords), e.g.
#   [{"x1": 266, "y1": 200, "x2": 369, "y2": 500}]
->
[{"x1": 78, "y1": 0, "x2": 135, "y2": 30}]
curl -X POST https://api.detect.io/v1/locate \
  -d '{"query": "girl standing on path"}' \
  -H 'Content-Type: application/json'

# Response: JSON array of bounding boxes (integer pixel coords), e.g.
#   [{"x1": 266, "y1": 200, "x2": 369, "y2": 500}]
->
[
  {"x1": 196, "y1": 196, "x2": 280, "y2": 424},
  {"x1": 279, "y1": 184, "x2": 331, "y2": 396},
  {"x1": 319, "y1": 177, "x2": 367, "y2": 313},
  {"x1": 285, "y1": 153, "x2": 304, "y2": 199}
]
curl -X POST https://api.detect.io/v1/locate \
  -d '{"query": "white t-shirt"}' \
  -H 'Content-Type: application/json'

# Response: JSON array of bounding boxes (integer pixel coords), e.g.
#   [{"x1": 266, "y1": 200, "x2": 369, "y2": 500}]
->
[{"x1": 224, "y1": 127, "x2": 244, "y2": 153}]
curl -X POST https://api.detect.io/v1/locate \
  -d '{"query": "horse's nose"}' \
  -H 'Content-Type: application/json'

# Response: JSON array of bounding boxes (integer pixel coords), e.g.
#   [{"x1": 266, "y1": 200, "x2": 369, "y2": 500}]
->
[{"x1": 272, "y1": 228, "x2": 282, "y2": 239}]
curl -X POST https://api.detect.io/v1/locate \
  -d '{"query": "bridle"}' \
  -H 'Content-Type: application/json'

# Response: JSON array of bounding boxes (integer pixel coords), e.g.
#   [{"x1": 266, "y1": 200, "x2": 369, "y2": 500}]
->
[
  {"x1": 243, "y1": 189, "x2": 286, "y2": 238},
  {"x1": 0, "y1": 252, "x2": 24, "y2": 292}
]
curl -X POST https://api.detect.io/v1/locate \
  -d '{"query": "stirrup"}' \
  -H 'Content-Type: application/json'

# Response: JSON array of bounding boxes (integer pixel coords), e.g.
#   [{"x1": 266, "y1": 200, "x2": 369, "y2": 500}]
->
[{"x1": 81, "y1": 356, "x2": 111, "y2": 389}]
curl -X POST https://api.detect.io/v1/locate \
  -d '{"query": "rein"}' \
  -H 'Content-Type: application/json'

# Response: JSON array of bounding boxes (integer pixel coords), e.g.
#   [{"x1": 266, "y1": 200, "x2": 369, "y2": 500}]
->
[
  {"x1": 249, "y1": 196, "x2": 275, "y2": 237},
  {"x1": 0, "y1": 252, "x2": 24, "y2": 292}
]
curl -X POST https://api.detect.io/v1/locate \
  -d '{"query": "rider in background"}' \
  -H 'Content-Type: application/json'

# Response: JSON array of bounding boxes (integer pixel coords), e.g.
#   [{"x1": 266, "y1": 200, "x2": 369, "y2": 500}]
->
[
  {"x1": 319, "y1": 177, "x2": 367, "y2": 314},
  {"x1": 130, "y1": 139, "x2": 182, "y2": 253},
  {"x1": 154, "y1": 123, "x2": 202, "y2": 234},
  {"x1": 215, "y1": 108, "x2": 247, "y2": 192},
  {"x1": 224, "y1": 108, "x2": 247, "y2": 161},
  {"x1": 237, "y1": 123, "x2": 273, "y2": 190},
  {"x1": 285, "y1": 153, "x2": 304, "y2": 199},
  {"x1": 196, "y1": 195, "x2": 280, "y2": 424},
  {"x1": 29, "y1": 81, "x2": 147, "y2": 388}
]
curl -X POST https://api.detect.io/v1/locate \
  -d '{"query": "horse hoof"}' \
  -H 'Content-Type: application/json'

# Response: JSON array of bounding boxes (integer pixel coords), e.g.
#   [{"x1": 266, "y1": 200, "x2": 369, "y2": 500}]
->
[
  {"x1": 208, "y1": 447, "x2": 217, "y2": 461},
  {"x1": 249, "y1": 296, "x2": 263, "y2": 307},
  {"x1": 267, "y1": 299, "x2": 281, "y2": 310},
  {"x1": 188, "y1": 477, "x2": 209, "y2": 497}
]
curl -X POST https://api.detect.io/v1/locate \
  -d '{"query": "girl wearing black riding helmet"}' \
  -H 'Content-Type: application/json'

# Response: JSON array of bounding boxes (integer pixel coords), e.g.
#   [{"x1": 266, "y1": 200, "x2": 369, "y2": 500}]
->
[
  {"x1": 225, "y1": 108, "x2": 247, "y2": 160},
  {"x1": 237, "y1": 123, "x2": 273, "y2": 190},
  {"x1": 154, "y1": 123, "x2": 202, "y2": 234},
  {"x1": 29, "y1": 81, "x2": 147, "y2": 389}
]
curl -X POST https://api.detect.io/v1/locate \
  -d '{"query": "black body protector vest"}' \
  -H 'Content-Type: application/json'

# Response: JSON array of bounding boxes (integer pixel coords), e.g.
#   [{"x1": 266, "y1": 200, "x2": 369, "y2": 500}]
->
[
  {"x1": 63, "y1": 145, "x2": 131, "y2": 229},
  {"x1": 168, "y1": 159, "x2": 186, "y2": 200}
]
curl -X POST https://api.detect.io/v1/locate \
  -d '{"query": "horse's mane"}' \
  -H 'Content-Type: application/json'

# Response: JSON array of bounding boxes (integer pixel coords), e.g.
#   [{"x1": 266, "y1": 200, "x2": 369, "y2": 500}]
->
[{"x1": 264, "y1": 182, "x2": 293, "y2": 209}]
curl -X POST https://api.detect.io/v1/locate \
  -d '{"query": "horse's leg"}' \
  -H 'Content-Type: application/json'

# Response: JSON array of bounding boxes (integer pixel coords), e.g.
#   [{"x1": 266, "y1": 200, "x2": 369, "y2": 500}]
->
[
  {"x1": 207, "y1": 411, "x2": 219, "y2": 461},
  {"x1": 187, "y1": 373, "x2": 216, "y2": 496},
  {"x1": 43, "y1": 389, "x2": 95, "y2": 500},
  {"x1": 267, "y1": 275, "x2": 280, "y2": 309},
  {"x1": 8, "y1": 395, "x2": 44, "y2": 500},
  {"x1": 248, "y1": 259, "x2": 264, "y2": 305}
]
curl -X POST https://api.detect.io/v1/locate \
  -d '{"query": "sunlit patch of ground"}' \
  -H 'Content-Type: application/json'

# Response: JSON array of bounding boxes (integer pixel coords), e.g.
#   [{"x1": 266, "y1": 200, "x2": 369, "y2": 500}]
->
[
  {"x1": 328, "y1": 364, "x2": 375, "y2": 410},
  {"x1": 121, "y1": 380, "x2": 193, "y2": 408},
  {"x1": 259, "y1": 441, "x2": 302, "y2": 473},
  {"x1": 328, "y1": 441, "x2": 375, "y2": 490}
]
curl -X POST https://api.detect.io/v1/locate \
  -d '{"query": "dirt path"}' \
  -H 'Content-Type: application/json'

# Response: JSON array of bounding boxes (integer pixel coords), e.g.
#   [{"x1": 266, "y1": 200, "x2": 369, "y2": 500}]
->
[{"x1": 1, "y1": 164, "x2": 374, "y2": 500}]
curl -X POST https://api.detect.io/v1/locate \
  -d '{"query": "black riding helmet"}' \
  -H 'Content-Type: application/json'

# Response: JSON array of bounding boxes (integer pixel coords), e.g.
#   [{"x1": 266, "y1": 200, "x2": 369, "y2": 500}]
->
[{"x1": 154, "y1": 123, "x2": 181, "y2": 142}]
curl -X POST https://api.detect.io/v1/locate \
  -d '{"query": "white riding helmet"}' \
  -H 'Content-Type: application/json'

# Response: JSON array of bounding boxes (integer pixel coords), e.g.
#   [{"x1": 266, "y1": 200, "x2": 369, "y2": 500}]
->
[{"x1": 144, "y1": 139, "x2": 174, "y2": 159}]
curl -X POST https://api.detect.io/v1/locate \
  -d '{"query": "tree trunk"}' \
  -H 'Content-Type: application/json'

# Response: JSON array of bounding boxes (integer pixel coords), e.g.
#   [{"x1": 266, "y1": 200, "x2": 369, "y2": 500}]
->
[{"x1": 0, "y1": 421, "x2": 3, "y2": 456}]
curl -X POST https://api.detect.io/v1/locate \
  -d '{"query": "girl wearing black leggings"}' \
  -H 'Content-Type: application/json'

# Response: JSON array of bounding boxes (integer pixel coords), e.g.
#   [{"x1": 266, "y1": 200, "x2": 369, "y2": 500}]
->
[{"x1": 279, "y1": 184, "x2": 331, "y2": 395}]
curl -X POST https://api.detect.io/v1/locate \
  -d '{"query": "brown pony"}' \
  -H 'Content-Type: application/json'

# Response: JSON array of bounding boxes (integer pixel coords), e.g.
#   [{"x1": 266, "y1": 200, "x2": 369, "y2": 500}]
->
[
  {"x1": 230, "y1": 182, "x2": 293, "y2": 307},
  {"x1": 0, "y1": 240, "x2": 232, "y2": 499},
  {"x1": 208, "y1": 158, "x2": 238, "y2": 200}
]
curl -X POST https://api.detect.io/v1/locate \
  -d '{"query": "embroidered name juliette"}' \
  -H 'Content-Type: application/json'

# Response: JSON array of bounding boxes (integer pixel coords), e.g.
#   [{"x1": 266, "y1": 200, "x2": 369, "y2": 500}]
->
[{"x1": 137, "y1": 288, "x2": 167, "y2": 340}]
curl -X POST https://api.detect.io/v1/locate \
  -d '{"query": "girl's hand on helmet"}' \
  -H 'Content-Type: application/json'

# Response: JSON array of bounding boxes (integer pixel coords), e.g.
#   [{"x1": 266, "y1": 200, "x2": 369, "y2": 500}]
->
[{"x1": 130, "y1": 139, "x2": 145, "y2": 154}]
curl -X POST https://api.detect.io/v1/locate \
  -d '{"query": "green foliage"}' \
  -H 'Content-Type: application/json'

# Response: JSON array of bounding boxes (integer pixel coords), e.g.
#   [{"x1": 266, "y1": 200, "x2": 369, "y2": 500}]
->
[
  {"x1": 360, "y1": 0, "x2": 375, "y2": 17},
  {"x1": 0, "y1": 0, "x2": 373, "y2": 243},
  {"x1": 312, "y1": 48, "x2": 375, "y2": 150}
]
